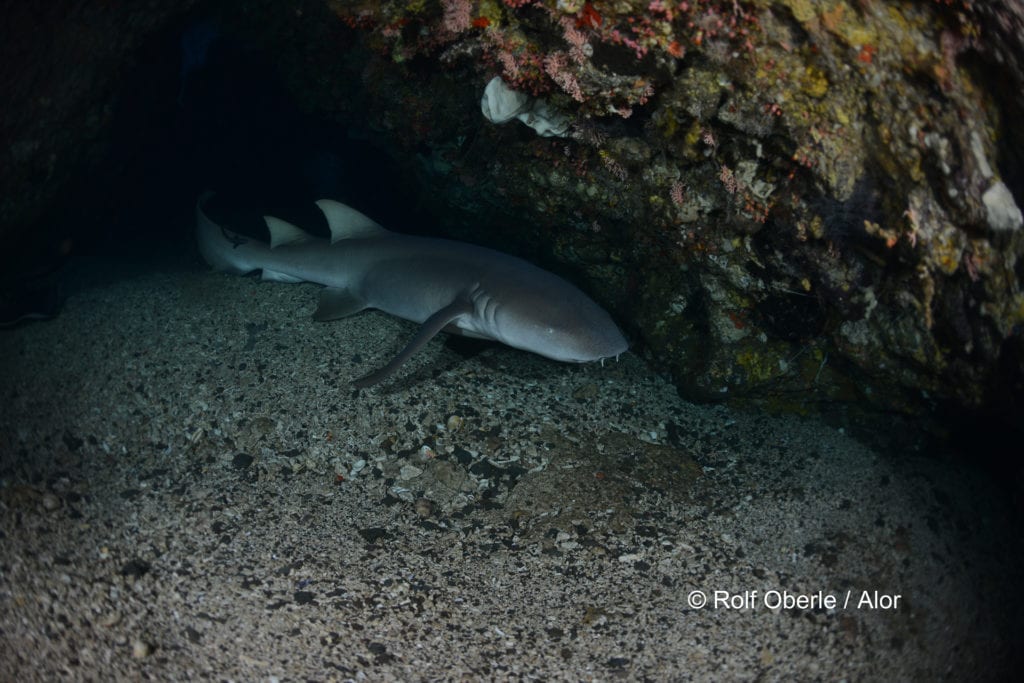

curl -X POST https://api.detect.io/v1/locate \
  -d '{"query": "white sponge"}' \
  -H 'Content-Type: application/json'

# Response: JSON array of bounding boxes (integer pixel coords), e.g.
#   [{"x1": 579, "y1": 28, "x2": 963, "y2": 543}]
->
[{"x1": 481, "y1": 77, "x2": 569, "y2": 138}]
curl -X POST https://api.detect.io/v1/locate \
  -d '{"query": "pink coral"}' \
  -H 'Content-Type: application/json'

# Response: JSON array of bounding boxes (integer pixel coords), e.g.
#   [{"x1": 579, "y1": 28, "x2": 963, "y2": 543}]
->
[
  {"x1": 559, "y1": 17, "x2": 590, "y2": 64},
  {"x1": 719, "y1": 164, "x2": 738, "y2": 194},
  {"x1": 497, "y1": 50, "x2": 521, "y2": 81},
  {"x1": 670, "y1": 180, "x2": 686, "y2": 207},
  {"x1": 543, "y1": 52, "x2": 584, "y2": 102},
  {"x1": 441, "y1": 0, "x2": 472, "y2": 35}
]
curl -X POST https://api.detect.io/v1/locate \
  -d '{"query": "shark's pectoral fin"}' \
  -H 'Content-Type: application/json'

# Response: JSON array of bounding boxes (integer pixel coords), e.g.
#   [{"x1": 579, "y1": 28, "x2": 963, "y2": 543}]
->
[
  {"x1": 354, "y1": 298, "x2": 474, "y2": 388},
  {"x1": 314, "y1": 288, "x2": 367, "y2": 321},
  {"x1": 442, "y1": 324, "x2": 490, "y2": 340}
]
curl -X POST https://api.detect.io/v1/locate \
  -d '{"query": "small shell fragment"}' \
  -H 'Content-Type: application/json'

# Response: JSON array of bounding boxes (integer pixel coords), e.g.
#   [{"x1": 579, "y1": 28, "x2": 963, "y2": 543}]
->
[{"x1": 414, "y1": 498, "x2": 435, "y2": 518}]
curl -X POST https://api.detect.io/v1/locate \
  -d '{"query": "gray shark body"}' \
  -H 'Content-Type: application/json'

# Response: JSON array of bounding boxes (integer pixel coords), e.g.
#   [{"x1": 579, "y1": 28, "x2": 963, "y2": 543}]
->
[{"x1": 196, "y1": 195, "x2": 627, "y2": 387}]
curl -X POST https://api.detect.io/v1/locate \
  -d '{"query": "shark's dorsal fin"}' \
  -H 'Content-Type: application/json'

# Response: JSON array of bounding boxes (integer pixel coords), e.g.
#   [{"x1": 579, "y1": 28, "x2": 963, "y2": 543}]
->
[
  {"x1": 264, "y1": 215, "x2": 313, "y2": 248},
  {"x1": 315, "y1": 199, "x2": 387, "y2": 243}
]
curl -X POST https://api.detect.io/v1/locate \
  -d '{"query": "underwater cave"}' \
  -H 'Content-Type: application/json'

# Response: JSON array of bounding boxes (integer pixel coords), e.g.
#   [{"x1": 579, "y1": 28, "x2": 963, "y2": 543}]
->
[{"x1": 2, "y1": 0, "x2": 1023, "y2": 679}]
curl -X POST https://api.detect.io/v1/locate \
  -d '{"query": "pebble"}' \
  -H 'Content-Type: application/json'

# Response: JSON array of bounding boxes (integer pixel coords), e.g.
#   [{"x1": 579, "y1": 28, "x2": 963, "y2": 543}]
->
[
  {"x1": 399, "y1": 465, "x2": 423, "y2": 481},
  {"x1": 132, "y1": 639, "x2": 151, "y2": 659},
  {"x1": 99, "y1": 612, "x2": 122, "y2": 628}
]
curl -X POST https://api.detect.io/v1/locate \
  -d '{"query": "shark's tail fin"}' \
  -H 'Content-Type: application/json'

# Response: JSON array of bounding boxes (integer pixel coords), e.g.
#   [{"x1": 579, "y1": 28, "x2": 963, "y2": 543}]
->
[{"x1": 196, "y1": 192, "x2": 266, "y2": 274}]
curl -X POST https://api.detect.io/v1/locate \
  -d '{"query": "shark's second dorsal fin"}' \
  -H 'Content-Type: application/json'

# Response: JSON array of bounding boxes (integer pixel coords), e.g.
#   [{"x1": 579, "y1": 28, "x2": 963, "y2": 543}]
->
[
  {"x1": 315, "y1": 199, "x2": 387, "y2": 243},
  {"x1": 264, "y1": 215, "x2": 313, "y2": 248}
]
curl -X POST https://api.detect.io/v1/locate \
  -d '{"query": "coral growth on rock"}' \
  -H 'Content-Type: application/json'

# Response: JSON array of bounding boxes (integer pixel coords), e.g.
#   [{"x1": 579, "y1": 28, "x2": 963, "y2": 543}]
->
[{"x1": 322, "y1": 0, "x2": 1024, "y2": 418}]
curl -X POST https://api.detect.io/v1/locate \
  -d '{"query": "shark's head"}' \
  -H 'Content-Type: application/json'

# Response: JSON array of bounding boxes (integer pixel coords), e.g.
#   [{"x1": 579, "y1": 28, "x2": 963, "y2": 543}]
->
[{"x1": 476, "y1": 276, "x2": 629, "y2": 363}]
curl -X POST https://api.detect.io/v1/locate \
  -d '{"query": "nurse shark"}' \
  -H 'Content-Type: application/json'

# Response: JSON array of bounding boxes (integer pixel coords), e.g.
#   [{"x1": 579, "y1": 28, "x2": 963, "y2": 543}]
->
[{"x1": 196, "y1": 194, "x2": 627, "y2": 387}]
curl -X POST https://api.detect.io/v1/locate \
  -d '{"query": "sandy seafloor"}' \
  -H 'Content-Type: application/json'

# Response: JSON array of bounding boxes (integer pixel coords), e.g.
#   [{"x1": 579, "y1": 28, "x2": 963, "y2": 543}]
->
[{"x1": 1, "y1": 252, "x2": 1021, "y2": 682}]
